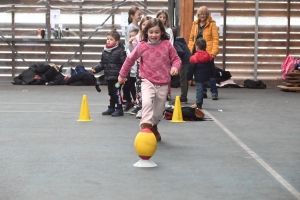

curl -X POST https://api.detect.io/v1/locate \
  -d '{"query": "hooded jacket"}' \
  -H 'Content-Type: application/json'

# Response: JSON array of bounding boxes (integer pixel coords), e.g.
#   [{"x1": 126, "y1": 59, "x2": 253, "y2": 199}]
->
[
  {"x1": 187, "y1": 50, "x2": 216, "y2": 83},
  {"x1": 188, "y1": 16, "x2": 219, "y2": 56},
  {"x1": 173, "y1": 36, "x2": 191, "y2": 64},
  {"x1": 93, "y1": 43, "x2": 127, "y2": 81}
]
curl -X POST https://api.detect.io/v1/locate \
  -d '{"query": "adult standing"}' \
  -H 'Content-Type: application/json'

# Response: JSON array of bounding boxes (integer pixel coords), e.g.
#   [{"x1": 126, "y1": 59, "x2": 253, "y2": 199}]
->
[{"x1": 188, "y1": 6, "x2": 219, "y2": 100}]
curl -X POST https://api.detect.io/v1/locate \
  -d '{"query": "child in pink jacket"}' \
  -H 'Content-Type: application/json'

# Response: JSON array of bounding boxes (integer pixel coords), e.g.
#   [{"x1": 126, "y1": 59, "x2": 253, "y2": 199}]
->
[{"x1": 118, "y1": 18, "x2": 181, "y2": 141}]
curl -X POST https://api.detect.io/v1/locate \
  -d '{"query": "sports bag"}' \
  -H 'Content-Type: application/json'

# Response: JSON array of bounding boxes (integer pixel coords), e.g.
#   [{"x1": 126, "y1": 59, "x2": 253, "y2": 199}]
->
[{"x1": 164, "y1": 107, "x2": 205, "y2": 121}]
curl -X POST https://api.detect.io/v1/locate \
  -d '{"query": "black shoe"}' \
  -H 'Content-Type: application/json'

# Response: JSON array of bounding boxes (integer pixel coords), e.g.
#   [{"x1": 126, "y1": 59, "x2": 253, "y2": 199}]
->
[
  {"x1": 180, "y1": 98, "x2": 188, "y2": 103},
  {"x1": 212, "y1": 93, "x2": 218, "y2": 100},
  {"x1": 111, "y1": 109, "x2": 124, "y2": 117},
  {"x1": 102, "y1": 107, "x2": 115, "y2": 115},
  {"x1": 95, "y1": 81, "x2": 101, "y2": 92},
  {"x1": 130, "y1": 107, "x2": 140, "y2": 115},
  {"x1": 197, "y1": 103, "x2": 202, "y2": 109},
  {"x1": 123, "y1": 102, "x2": 133, "y2": 112}
]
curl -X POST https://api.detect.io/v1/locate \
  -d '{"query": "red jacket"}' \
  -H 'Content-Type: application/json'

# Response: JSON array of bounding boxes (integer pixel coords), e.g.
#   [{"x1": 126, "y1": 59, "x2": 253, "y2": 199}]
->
[
  {"x1": 187, "y1": 50, "x2": 215, "y2": 83},
  {"x1": 190, "y1": 51, "x2": 213, "y2": 63}
]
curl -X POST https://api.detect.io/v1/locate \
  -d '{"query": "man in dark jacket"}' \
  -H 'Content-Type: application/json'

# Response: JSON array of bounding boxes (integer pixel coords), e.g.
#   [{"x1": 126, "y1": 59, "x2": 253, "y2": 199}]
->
[
  {"x1": 187, "y1": 39, "x2": 216, "y2": 109},
  {"x1": 92, "y1": 30, "x2": 127, "y2": 117},
  {"x1": 172, "y1": 28, "x2": 192, "y2": 103}
]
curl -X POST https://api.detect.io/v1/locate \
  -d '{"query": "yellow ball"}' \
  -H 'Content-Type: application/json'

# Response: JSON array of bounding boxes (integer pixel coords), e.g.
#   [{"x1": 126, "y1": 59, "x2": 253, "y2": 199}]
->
[{"x1": 134, "y1": 128, "x2": 157, "y2": 160}]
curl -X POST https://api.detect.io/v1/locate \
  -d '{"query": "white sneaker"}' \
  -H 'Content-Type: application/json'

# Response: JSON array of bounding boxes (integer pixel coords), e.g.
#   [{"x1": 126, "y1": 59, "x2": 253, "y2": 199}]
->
[{"x1": 136, "y1": 110, "x2": 142, "y2": 119}]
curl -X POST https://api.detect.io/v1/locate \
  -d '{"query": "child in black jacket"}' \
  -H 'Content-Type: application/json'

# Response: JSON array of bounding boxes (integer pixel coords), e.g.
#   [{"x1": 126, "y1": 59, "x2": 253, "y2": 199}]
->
[
  {"x1": 187, "y1": 38, "x2": 216, "y2": 109},
  {"x1": 172, "y1": 27, "x2": 191, "y2": 102},
  {"x1": 92, "y1": 30, "x2": 127, "y2": 117}
]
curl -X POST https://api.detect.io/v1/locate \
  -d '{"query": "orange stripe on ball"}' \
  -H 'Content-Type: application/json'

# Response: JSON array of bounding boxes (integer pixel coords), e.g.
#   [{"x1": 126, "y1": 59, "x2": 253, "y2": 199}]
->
[{"x1": 140, "y1": 128, "x2": 152, "y2": 133}]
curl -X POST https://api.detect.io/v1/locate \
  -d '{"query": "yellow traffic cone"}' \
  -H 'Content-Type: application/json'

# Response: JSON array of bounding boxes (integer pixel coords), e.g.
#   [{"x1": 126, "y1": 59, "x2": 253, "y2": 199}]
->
[
  {"x1": 170, "y1": 96, "x2": 185, "y2": 123},
  {"x1": 77, "y1": 95, "x2": 92, "y2": 122}
]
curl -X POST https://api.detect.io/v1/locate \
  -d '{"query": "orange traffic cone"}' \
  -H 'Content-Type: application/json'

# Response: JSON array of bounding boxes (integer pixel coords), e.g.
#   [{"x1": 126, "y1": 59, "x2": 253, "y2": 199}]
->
[
  {"x1": 170, "y1": 96, "x2": 185, "y2": 123},
  {"x1": 77, "y1": 95, "x2": 92, "y2": 122}
]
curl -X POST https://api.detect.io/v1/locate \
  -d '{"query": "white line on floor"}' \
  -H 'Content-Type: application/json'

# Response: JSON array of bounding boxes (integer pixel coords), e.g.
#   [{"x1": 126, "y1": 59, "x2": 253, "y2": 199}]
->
[{"x1": 203, "y1": 109, "x2": 300, "y2": 200}]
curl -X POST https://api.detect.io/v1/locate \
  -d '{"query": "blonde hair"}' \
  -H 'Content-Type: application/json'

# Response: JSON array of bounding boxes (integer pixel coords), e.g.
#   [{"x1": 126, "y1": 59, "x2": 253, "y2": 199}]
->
[{"x1": 196, "y1": 6, "x2": 210, "y2": 19}]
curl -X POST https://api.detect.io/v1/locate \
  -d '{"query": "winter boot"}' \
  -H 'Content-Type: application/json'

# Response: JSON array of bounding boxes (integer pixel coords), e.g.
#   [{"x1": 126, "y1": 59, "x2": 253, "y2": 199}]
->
[
  {"x1": 123, "y1": 102, "x2": 133, "y2": 112},
  {"x1": 102, "y1": 106, "x2": 115, "y2": 115},
  {"x1": 212, "y1": 93, "x2": 218, "y2": 100},
  {"x1": 151, "y1": 125, "x2": 161, "y2": 141},
  {"x1": 111, "y1": 108, "x2": 124, "y2": 117}
]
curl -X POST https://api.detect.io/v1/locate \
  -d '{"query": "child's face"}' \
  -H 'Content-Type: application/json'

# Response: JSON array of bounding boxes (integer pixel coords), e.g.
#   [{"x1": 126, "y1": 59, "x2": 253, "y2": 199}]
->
[
  {"x1": 129, "y1": 31, "x2": 138, "y2": 38},
  {"x1": 131, "y1": 10, "x2": 142, "y2": 23},
  {"x1": 147, "y1": 25, "x2": 162, "y2": 44},
  {"x1": 158, "y1": 13, "x2": 167, "y2": 25},
  {"x1": 141, "y1": 20, "x2": 149, "y2": 31},
  {"x1": 106, "y1": 35, "x2": 118, "y2": 46}
]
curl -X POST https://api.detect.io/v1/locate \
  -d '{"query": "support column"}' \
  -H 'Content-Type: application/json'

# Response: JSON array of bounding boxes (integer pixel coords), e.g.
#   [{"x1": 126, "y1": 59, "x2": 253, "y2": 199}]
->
[
  {"x1": 46, "y1": 0, "x2": 51, "y2": 63},
  {"x1": 254, "y1": 0, "x2": 259, "y2": 81},
  {"x1": 179, "y1": 0, "x2": 194, "y2": 43},
  {"x1": 286, "y1": 0, "x2": 290, "y2": 56},
  {"x1": 168, "y1": 0, "x2": 175, "y2": 27},
  {"x1": 79, "y1": 4, "x2": 83, "y2": 64},
  {"x1": 12, "y1": 4, "x2": 15, "y2": 79},
  {"x1": 222, "y1": 0, "x2": 227, "y2": 70}
]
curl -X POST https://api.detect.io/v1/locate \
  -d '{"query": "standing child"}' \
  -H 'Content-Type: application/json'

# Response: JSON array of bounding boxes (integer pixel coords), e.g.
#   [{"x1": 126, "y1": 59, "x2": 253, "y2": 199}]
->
[
  {"x1": 128, "y1": 16, "x2": 152, "y2": 119},
  {"x1": 156, "y1": 10, "x2": 174, "y2": 44},
  {"x1": 125, "y1": 6, "x2": 142, "y2": 51},
  {"x1": 187, "y1": 38, "x2": 216, "y2": 109},
  {"x1": 118, "y1": 18, "x2": 181, "y2": 141},
  {"x1": 172, "y1": 27, "x2": 191, "y2": 103},
  {"x1": 123, "y1": 29, "x2": 139, "y2": 112},
  {"x1": 92, "y1": 30, "x2": 127, "y2": 117},
  {"x1": 156, "y1": 10, "x2": 174, "y2": 108}
]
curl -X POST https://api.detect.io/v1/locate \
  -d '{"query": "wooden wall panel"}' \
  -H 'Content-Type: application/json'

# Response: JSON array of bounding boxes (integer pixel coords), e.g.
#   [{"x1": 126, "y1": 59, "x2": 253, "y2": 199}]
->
[{"x1": 180, "y1": 0, "x2": 194, "y2": 43}]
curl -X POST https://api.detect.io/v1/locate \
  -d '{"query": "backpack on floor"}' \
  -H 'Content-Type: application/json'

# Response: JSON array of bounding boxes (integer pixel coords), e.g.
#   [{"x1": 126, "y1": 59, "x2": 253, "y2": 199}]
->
[
  {"x1": 164, "y1": 107, "x2": 205, "y2": 121},
  {"x1": 244, "y1": 79, "x2": 266, "y2": 89}
]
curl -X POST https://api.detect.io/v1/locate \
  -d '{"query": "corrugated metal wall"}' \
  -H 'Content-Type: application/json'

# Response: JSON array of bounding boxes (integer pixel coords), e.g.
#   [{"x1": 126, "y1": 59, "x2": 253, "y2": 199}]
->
[{"x1": 0, "y1": 0, "x2": 299, "y2": 83}]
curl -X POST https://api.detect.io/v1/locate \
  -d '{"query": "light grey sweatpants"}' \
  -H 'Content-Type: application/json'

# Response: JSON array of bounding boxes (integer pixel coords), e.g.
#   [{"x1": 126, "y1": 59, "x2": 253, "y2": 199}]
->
[{"x1": 140, "y1": 79, "x2": 168, "y2": 128}]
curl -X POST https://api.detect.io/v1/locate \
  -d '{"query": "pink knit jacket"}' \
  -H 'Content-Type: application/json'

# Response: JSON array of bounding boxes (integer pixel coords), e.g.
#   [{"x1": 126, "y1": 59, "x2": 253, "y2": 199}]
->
[{"x1": 120, "y1": 40, "x2": 181, "y2": 85}]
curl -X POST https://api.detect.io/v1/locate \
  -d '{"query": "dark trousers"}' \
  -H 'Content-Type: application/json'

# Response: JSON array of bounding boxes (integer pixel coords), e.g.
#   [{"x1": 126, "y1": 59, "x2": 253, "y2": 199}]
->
[
  {"x1": 203, "y1": 78, "x2": 218, "y2": 94},
  {"x1": 135, "y1": 63, "x2": 142, "y2": 108},
  {"x1": 122, "y1": 77, "x2": 136, "y2": 103},
  {"x1": 179, "y1": 63, "x2": 189, "y2": 99},
  {"x1": 107, "y1": 80, "x2": 123, "y2": 109},
  {"x1": 203, "y1": 58, "x2": 218, "y2": 95}
]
